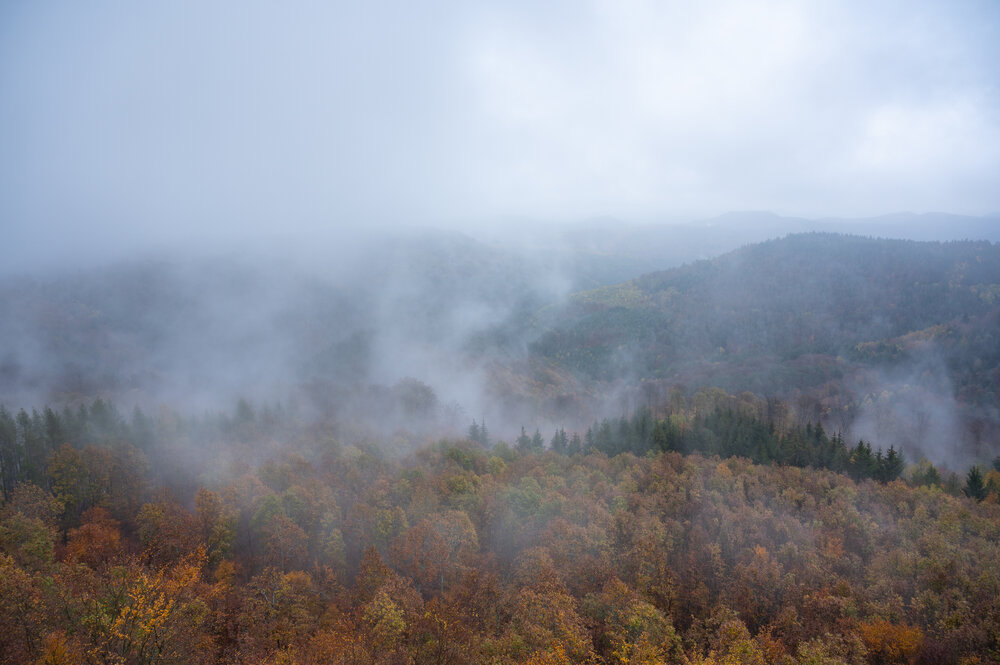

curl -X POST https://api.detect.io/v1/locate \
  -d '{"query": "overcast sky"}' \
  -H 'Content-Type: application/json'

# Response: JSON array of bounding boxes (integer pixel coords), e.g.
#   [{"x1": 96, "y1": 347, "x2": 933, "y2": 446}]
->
[{"x1": 2, "y1": 0, "x2": 999, "y2": 269}]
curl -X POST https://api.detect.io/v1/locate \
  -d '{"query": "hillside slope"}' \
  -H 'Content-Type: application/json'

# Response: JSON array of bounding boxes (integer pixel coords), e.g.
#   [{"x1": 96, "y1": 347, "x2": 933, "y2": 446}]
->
[{"x1": 526, "y1": 234, "x2": 1000, "y2": 464}]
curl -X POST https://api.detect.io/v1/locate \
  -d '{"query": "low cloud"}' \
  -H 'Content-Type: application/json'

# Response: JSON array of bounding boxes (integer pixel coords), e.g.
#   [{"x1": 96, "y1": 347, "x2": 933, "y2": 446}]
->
[{"x1": 3, "y1": 1, "x2": 1000, "y2": 273}]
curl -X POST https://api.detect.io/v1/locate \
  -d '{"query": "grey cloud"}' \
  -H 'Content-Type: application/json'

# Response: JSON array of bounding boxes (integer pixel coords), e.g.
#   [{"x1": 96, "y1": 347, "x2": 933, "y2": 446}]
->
[{"x1": 2, "y1": 0, "x2": 999, "y2": 272}]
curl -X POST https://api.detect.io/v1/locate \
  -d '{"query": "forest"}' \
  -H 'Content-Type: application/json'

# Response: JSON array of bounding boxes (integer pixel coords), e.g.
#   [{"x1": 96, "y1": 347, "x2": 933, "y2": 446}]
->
[
  {"x1": 2, "y1": 390, "x2": 999, "y2": 664},
  {"x1": 3, "y1": 233, "x2": 1000, "y2": 664},
  {"x1": 5, "y1": 233, "x2": 1000, "y2": 469},
  {"x1": 6, "y1": 1, "x2": 1000, "y2": 661}
]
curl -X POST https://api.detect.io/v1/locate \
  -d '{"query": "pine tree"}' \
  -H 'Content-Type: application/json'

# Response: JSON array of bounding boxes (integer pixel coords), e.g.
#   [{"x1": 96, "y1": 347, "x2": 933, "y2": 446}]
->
[
  {"x1": 516, "y1": 426, "x2": 531, "y2": 451},
  {"x1": 964, "y1": 465, "x2": 987, "y2": 501},
  {"x1": 596, "y1": 420, "x2": 614, "y2": 454},
  {"x1": 849, "y1": 440, "x2": 877, "y2": 480},
  {"x1": 43, "y1": 407, "x2": 64, "y2": 449},
  {"x1": 872, "y1": 445, "x2": 905, "y2": 483},
  {"x1": 550, "y1": 428, "x2": 563, "y2": 454},
  {"x1": 0, "y1": 406, "x2": 19, "y2": 500}
]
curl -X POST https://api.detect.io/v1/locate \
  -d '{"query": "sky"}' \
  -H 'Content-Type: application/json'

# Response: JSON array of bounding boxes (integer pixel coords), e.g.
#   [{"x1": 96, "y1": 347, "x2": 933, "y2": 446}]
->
[{"x1": 2, "y1": 0, "x2": 999, "y2": 269}]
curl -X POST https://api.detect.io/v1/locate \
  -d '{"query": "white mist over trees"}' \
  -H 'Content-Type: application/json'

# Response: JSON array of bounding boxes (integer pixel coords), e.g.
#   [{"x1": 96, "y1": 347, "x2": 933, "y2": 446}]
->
[
  {"x1": 3, "y1": 225, "x2": 1000, "y2": 471},
  {"x1": 3, "y1": 3, "x2": 1000, "y2": 664}
]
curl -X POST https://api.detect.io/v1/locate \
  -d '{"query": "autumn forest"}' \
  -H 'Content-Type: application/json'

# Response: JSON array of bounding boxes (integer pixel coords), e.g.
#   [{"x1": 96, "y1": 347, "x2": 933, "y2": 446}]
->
[
  {"x1": 3, "y1": 230, "x2": 1000, "y2": 665},
  {"x1": 2, "y1": 380, "x2": 1000, "y2": 665},
  {"x1": 6, "y1": 0, "x2": 1000, "y2": 661}
]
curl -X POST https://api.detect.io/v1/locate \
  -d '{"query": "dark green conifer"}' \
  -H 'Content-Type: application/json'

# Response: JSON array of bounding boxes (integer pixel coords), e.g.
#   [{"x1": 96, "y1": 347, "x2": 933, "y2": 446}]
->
[
  {"x1": 964, "y1": 465, "x2": 987, "y2": 501},
  {"x1": 516, "y1": 426, "x2": 531, "y2": 451}
]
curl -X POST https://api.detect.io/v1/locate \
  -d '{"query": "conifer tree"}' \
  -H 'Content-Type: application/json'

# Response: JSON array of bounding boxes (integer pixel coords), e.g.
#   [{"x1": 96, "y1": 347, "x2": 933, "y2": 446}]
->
[
  {"x1": 550, "y1": 428, "x2": 568, "y2": 454},
  {"x1": 964, "y1": 465, "x2": 987, "y2": 501},
  {"x1": 516, "y1": 427, "x2": 531, "y2": 451}
]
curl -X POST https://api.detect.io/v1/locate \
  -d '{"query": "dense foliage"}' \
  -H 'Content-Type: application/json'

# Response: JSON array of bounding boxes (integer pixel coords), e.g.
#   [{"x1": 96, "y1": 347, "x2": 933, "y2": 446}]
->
[
  {"x1": 538, "y1": 235, "x2": 1000, "y2": 386},
  {"x1": 528, "y1": 234, "x2": 1000, "y2": 464},
  {"x1": 4, "y1": 234, "x2": 1000, "y2": 466},
  {"x1": 4, "y1": 233, "x2": 1000, "y2": 663},
  {"x1": 2, "y1": 398, "x2": 1000, "y2": 664}
]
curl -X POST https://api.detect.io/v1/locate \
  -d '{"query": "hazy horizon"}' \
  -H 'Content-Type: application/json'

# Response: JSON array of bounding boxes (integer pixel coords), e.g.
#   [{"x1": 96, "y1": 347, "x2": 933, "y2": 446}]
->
[{"x1": 3, "y1": 1, "x2": 1000, "y2": 272}]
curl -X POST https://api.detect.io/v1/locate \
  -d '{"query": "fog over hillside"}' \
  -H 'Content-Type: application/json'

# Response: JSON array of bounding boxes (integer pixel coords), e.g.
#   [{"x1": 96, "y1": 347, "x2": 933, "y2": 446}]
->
[
  {"x1": 1, "y1": 224, "x2": 999, "y2": 472},
  {"x1": 4, "y1": 5, "x2": 1000, "y2": 662},
  {"x1": 3, "y1": 1, "x2": 1000, "y2": 464}
]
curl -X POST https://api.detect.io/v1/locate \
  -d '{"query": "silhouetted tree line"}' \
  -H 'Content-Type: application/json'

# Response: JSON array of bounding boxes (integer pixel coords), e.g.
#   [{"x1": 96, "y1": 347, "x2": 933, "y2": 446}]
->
[
  {"x1": 0, "y1": 398, "x2": 292, "y2": 501},
  {"x1": 570, "y1": 407, "x2": 907, "y2": 483}
]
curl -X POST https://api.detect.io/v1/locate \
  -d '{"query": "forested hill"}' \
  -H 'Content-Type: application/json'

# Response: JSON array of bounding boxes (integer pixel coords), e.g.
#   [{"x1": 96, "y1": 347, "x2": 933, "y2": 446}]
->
[
  {"x1": 3, "y1": 231, "x2": 1000, "y2": 465},
  {"x1": 528, "y1": 234, "x2": 1000, "y2": 464},
  {"x1": 0, "y1": 230, "x2": 577, "y2": 411},
  {"x1": 538, "y1": 234, "x2": 1000, "y2": 378}
]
